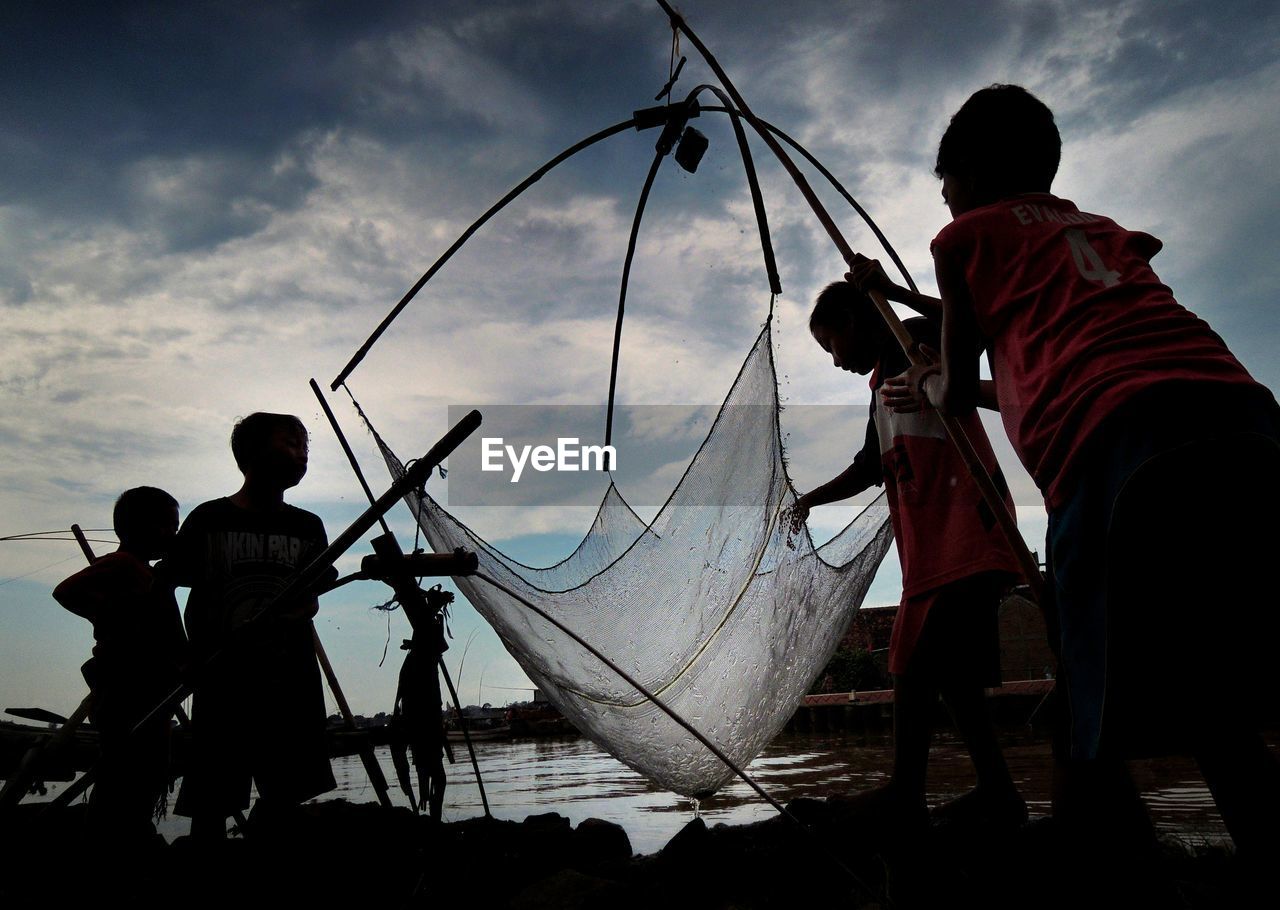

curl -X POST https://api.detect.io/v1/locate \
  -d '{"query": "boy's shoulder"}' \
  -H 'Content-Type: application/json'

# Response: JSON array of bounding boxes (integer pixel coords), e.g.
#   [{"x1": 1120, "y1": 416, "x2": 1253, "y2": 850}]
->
[
  {"x1": 933, "y1": 193, "x2": 1108, "y2": 250},
  {"x1": 183, "y1": 497, "x2": 233, "y2": 522},
  {"x1": 181, "y1": 497, "x2": 318, "y2": 522},
  {"x1": 902, "y1": 315, "x2": 940, "y2": 345},
  {"x1": 280, "y1": 502, "x2": 326, "y2": 533},
  {"x1": 53, "y1": 550, "x2": 151, "y2": 607}
]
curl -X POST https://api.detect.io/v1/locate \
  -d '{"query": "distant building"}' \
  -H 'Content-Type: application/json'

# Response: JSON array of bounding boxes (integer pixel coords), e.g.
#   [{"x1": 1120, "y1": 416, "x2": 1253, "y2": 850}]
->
[{"x1": 829, "y1": 594, "x2": 1055, "y2": 685}]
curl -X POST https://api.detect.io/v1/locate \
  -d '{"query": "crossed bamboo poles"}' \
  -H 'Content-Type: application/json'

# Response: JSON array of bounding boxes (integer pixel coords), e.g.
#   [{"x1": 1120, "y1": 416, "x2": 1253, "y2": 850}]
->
[{"x1": 0, "y1": 413, "x2": 482, "y2": 820}]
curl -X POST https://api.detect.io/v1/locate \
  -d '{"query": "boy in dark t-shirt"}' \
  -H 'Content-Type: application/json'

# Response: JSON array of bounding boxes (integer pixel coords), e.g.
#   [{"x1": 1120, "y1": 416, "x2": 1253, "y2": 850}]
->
[
  {"x1": 53, "y1": 486, "x2": 185, "y2": 840},
  {"x1": 168, "y1": 412, "x2": 336, "y2": 838}
]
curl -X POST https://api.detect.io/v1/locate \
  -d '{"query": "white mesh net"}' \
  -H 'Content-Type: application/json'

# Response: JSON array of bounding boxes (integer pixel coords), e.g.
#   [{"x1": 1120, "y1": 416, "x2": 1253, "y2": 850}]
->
[{"x1": 376, "y1": 322, "x2": 892, "y2": 797}]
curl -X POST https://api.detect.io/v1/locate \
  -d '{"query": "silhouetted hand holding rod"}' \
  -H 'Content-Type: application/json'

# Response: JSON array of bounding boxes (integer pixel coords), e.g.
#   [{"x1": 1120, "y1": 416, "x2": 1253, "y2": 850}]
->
[
  {"x1": 654, "y1": 0, "x2": 1044, "y2": 602},
  {"x1": 129, "y1": 410, "x2": 483, "y2": 739}
]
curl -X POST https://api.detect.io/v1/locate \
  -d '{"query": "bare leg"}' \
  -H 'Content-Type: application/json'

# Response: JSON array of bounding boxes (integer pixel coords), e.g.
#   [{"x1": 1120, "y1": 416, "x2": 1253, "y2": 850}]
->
[
  {"x1": 190, "y1": 813, "x2": 227, "y2": 841},
  {"x1": 890, "y1": 671, "x2": 936, "y2": 814},
  {"x1": 1193, "y1": 720, "x2": 1280, "y2": 856},
  {"x1": 940, "y1": 682, "x2": 1019, "y2": 799}
]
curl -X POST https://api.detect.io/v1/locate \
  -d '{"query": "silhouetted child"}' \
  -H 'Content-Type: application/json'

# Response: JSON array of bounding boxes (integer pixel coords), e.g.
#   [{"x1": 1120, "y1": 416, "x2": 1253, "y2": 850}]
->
[
  {"x1": 53, "y1": 486, "x2": 186, "y2": 841},
  {"x1": 168, "y1": 412, "x2": 336, "y2": 839},
  {"x1": 791, "y1": 282, "x2": 1025, "y2": 838},
  {"x1": 860, "y1": 84, "x2": 1280, "y2": 859}
]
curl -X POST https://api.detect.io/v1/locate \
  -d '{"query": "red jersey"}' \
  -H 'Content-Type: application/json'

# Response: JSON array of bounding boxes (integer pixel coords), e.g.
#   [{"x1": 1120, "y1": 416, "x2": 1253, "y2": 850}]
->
[
  {"x1": 870, "y1": 367, "x2": 1020, "y2": 599},
  {"x1": 932, "y1": 194, "x2": 1262, "y2": 507},
  {"x1": 859, "y1": 329, "x2": 1020, "y2": 673}
]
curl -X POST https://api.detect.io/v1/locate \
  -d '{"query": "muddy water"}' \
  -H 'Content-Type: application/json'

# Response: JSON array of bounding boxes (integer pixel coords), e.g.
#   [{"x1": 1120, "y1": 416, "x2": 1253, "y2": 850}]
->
[
  {"x1": 326, "y1": 730, "x2": 1234, "y2": 855},
  {"x1": 25, "y1": 730, "x2": 1237, "y2": 852}
]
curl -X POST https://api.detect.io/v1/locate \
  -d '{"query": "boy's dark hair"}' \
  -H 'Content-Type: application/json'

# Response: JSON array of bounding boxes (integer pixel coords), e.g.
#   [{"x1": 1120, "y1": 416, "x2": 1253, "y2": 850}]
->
[
  {"x1": 114, "y1": 486, "x2": 178, "y2": 547},
  {"x1": 935, "y1": 84, "x2": 1061, "y2": 197},
  {"x1": 810, "y1": 281, "x2": 877, "y2": 334},
  {"x1": 230, "y1": 412, "x2": 308, "y2": 472}
]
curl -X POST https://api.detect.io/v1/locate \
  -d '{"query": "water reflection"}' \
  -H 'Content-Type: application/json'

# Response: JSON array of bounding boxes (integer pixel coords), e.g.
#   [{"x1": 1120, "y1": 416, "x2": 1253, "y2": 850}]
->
[
  {"x1": 327, "y1": 731, "x2": 1237, "y2": 855},
  {"x1": 26, "y1": 730, "x2": 1246, "y2": 854}
]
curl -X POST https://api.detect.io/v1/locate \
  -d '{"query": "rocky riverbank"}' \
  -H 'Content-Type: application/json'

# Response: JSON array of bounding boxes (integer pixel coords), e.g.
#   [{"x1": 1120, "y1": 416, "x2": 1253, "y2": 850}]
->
[{"x1": 0, "y1": 797, "x2": 1258, "y2": 908}]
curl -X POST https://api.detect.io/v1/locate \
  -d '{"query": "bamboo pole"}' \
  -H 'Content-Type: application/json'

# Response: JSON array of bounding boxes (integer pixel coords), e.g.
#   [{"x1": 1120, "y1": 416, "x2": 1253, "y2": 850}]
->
[
  {"x1": 70, "y1": 524, "x2": 96, "y2": 563},
  {"x1": 308, "y1": 379, "x2": 491, "y2": 816},
  {"x1": 311, "y1": 626, "x2": 394, "y2": 809},
  {"x1": 653, "y1": 0, "x2": 1044, "y2": 601},
  {"x1": 0, "y1": 693, "x2": 93, "y2": 812}
]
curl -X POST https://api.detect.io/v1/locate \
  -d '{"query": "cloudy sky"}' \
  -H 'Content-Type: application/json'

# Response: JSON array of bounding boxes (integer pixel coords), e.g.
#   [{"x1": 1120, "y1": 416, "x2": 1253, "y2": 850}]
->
[{"x1": 3, "y1": 0, "x2": 1277, "y2": 720}]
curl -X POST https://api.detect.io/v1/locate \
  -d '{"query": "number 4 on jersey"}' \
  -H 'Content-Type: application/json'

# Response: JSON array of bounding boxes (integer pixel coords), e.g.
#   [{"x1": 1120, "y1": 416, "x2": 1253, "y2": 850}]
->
[{"x1": 1065, "y1": 228, "x2": 1121, "y2": 287}]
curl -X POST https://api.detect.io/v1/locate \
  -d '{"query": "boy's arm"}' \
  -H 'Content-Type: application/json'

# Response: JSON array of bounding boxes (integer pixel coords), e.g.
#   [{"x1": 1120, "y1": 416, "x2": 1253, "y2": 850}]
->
[
  {"x1": 885, "y1": 368, "x2": 999, "y2": 413},
  {"x1": 976, "y1": 379, "x2": 999, "y2": 411},
  {"x1": 846, "y1": 254, "x2": 942, "y2": 321},
  {"x1": 278, "y1": 516, "x2": 335, "y2": 623},
  {"x1": 52, "y1": 554, "x2": 144, "y2": 622},
  {"x1": 792, "y1": 412, "x2": 881, "y2": 527},
  {"x1": 53, "y1": 564, "x2": 108, "y2": 621},
  {"x1": 927, "y1": 249, "x2": 983, "y2": 414}
]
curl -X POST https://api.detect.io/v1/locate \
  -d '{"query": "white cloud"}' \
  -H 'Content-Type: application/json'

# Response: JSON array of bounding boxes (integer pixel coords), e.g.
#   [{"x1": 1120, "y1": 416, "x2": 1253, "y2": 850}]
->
[{"x1": 3, "y1": 0, "x2": 1276, "y2": 717}]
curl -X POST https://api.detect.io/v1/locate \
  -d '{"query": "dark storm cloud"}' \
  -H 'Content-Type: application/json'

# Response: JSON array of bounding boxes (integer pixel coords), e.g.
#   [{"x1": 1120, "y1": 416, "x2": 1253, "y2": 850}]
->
[
  {"x1": 2, "y1": 3, "x2": 359, "y2": 232},
  {"x1": 1087, "y1": 1, "x2": 1280, "y2": 115},
  {"x1": 0, "y1": 1, "x2": 663, "y2": 253}
]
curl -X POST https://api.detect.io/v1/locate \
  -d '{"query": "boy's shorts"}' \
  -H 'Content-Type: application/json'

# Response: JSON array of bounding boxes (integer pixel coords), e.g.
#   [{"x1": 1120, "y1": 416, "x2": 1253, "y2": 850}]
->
[
  {"x1": 893, "y1": 571, "x2": 1013, "y2": 688},
  {"x1": 1047, "y1": 382, "x2": 1280, "y2": 761},
  {"x1": 175, "y1": 627, "x2": 336, "y2": 818}
]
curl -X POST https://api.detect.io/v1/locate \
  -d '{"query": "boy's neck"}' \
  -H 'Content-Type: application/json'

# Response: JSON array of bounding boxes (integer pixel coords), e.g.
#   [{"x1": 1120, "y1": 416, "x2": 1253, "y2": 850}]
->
[
  {"x1": 115, "y1": 543, "x2": 156, "y2": 564},
  {"x1": 875, "y1": 325, "x2": 908, "y2": 373},
  {"x1": 230, "y1": 478, "x2": 288, "y2": 512}
]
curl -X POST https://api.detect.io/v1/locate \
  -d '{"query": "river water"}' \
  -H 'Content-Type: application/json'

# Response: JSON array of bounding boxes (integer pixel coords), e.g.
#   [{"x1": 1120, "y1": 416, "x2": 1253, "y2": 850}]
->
[
  {"x1": 325, "y1": 730, "x2": 1231, "y2": 855},
  {"x1": 28, "y1": 730, "x2": 1234, "y2": 854}
]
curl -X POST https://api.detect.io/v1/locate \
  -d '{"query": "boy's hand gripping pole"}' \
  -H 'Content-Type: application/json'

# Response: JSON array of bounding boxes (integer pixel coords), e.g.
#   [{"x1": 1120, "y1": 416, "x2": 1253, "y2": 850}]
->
[{"x1": 654, "y1": 0, "x2": 1044, "y2": 602}]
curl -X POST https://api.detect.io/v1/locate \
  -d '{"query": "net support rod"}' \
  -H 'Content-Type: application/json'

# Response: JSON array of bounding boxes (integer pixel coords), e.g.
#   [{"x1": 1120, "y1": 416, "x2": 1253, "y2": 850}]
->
[
  {"x1": 691, "y1": 85, "x2": 781, "y2": 296},
  {"x1": 309, "y1": 379, "x2": 490, "y2": 815},
  {"x1": 473, "y1": 571, "x2": 873, "y2": 897},
  {"x1": 655, "y1": 0, "x2": 1044, "y2": 600},
  {"x1": 436, "y1": 659, "x2": 491, "y2": 817},
  {"x1": 606, "y1": 84, "x2": 781, "y2": 451},
  {"x1": 311, "y1": 624, "x2": 395, "y2": 809},
  {"x1": 310, "y1": 379, "x2": 392, "y2": 538},
  {"x1": 604, "y1": 150, "x2": 664, "y2": 453},
  {"x1": 698, "y1": 104, "x2": 919, "y2": 295},
  {"x1": 332, "y1": 120, "x2": 638, "y2": 390}
]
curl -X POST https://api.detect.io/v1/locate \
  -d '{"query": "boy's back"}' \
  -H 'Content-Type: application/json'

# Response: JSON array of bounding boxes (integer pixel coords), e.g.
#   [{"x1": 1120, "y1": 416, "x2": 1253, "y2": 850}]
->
[
  {"x1": 931, "y1": 192, "x2": 1266, "y2": 507},
  {"x1": 55, "y1": 550, "x2": 185, "y2": 685}
]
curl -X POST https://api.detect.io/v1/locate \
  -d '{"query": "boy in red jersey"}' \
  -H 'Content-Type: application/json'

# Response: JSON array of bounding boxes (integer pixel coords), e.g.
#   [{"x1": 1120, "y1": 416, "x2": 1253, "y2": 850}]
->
[
  {"x1": 791, "y1": 282, "x2": 1025, "y2": 835},
  {"x1": 854, "y1": 84, "x2": 1280, "y2": 857}
]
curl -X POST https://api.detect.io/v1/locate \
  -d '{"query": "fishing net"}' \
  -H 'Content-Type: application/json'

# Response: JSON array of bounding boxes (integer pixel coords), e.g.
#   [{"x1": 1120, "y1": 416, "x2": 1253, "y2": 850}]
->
[{"x1": 371, "y1": 319, "x2": 892, "y2": 797}]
